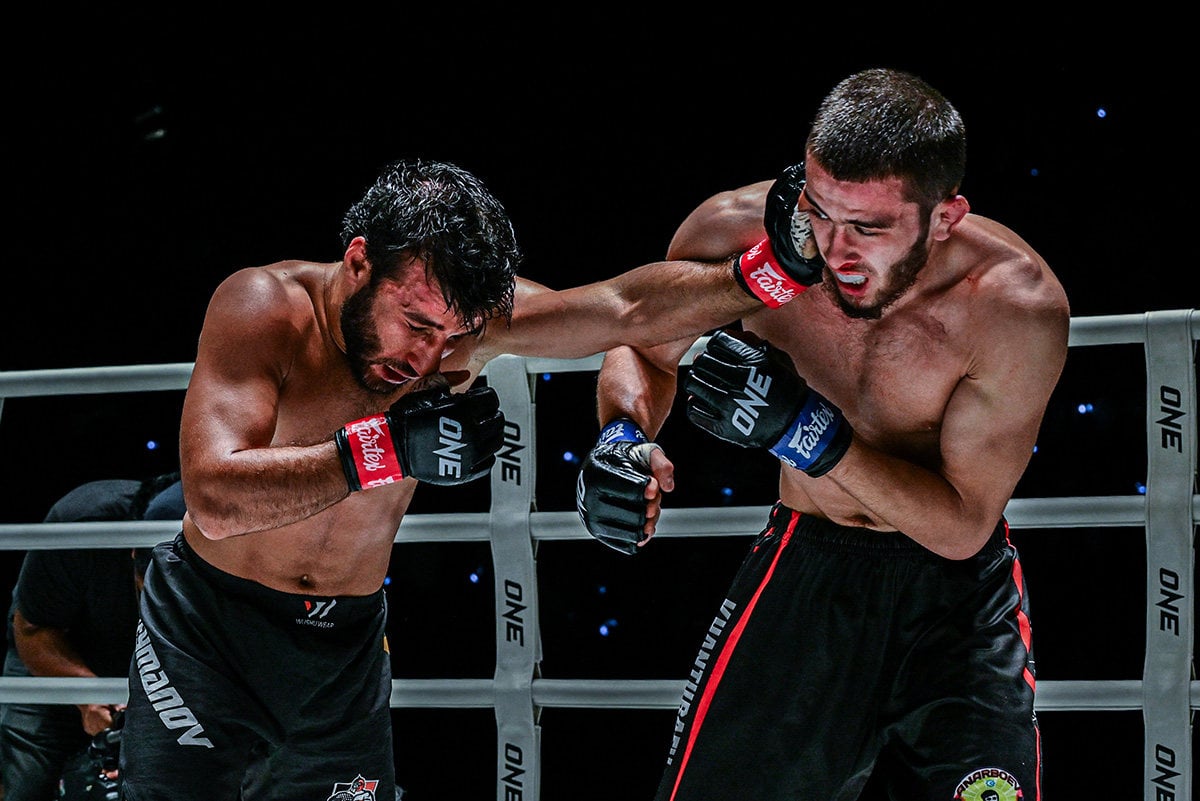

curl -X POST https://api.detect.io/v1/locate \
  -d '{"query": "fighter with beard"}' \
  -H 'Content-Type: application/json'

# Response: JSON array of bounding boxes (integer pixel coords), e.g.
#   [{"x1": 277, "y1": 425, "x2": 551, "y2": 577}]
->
[
  {"x1": 118, "y1": 158, "x2": 762, "y2": 801},
  {"x1": 575, "y1": 69, "x2": 1070, "y2": 800}
]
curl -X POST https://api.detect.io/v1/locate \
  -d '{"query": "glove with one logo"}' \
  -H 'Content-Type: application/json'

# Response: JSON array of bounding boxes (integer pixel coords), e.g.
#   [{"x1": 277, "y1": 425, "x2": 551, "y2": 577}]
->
[
  {"x1": 685, "y1": 330, "x2": 850, "y2": 477},
  {"x1": 575, "y1": 419, "x2": 661, "y2": 555},
  {"x1": 336, "y1": 386, "x2": 505, "y2": 489}
]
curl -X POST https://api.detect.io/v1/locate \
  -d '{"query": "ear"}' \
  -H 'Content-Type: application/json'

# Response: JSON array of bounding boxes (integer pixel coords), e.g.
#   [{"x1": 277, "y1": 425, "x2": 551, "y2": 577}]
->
[
  {"x1": 344, "y1": 236, "x2": 373, "y2": 288},
  {"x1": 930, "y1": 195, "x2": 970, "y2": 241}
]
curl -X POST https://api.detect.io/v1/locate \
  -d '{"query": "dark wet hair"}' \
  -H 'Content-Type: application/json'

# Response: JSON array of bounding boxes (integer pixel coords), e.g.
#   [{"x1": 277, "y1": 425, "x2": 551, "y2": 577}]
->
[
  {"x1": 340, "y1": 158, "x2": 522, "y2": 328},
  {"x1": 806, "y1": 68, "x2": 966, "y2": 212}
]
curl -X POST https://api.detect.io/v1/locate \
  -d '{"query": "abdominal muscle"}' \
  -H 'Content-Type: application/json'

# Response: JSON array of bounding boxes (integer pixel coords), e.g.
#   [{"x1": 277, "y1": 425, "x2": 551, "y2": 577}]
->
[
  {"x1": 182, "y1": 479, "x2": 418, "y2": 596},
  {"x1": 778, "y1": 467, "x2": 893, "y2": 531}
]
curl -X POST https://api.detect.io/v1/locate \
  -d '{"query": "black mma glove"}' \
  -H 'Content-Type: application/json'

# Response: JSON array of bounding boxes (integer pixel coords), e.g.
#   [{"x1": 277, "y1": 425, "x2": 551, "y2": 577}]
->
[
  {"x1": 335, "y1": 386, "x2": 504, "y2": 489},
  {"x1": 685, "y1": 331, "x2": 851, "y2": 477},
  {"x1": 734, "y1": 162, "x2": 827, "y2": 307},
  {"x1": 576, "y1": 419, "x2": 661, "y2": 555}
]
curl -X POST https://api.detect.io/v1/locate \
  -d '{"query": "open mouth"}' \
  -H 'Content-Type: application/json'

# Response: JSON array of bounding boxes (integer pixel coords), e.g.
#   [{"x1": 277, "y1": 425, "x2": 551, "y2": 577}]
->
[
  {"x1": 833, "y1": 271, "x2": 866, "y2": 287},
  {"x1": 378, "y1": 363, "x2": 414, "y2": 385}
]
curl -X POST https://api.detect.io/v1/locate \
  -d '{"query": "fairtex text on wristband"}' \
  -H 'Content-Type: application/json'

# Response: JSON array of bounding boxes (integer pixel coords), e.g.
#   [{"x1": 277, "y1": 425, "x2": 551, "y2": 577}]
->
[
  {"x1": 598, "y1": 419, "x2": 647, "y2": 446},
  {"x1": 737, "y1": 239, "x2": 804, "y2": 308},
  {"x1": 343, "y1": 415, "x2": 404, "y2": 489},
  {"x1": 768, "y1": 393, "x2": 844, "y2": 472}
]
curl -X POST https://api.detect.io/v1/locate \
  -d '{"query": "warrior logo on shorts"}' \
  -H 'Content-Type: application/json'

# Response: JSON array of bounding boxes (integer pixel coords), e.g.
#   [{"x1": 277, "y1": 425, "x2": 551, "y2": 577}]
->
[
  {"x1": 326, "y1": 773, "x2": 378, "y2": 801},
  {"x1": 953, "y1": 766, "x2": 1023, "y2": 800}
]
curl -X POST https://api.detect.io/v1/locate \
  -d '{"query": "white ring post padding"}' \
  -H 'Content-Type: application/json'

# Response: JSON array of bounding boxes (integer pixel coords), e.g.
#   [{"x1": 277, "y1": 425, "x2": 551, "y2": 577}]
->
[
  {"x1": 486, "y1": 354, "x2": 542, "y2": 801},
  {"x1": 1142, "y1": 310, "x2": 1196, "y2": 801}
]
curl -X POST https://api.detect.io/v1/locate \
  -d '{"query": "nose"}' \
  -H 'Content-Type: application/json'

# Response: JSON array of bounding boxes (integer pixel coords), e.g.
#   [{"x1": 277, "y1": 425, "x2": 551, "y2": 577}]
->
[
  {"x1": 820, "y1": 224, "x2": 859, "y2": 268},
  {"x1": 406, "y1": 334, "x2": 449, "y2": 377}
]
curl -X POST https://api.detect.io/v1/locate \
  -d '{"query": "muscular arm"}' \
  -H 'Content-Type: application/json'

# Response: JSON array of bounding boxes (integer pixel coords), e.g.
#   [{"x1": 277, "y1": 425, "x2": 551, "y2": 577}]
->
[
  {"x1": 822, "y1": 265, "x2": 1071, "y2": 559},
  {"x1": 596, "y1": 179, "x2": 771, "y2": 431},
  {"x1": 580, "y1": 180, "x2": 773, "y2": 524},
  {"x1": 473, "y1": 257, "x2": 757, "y2": 365},
  {"x1": 180, "y1": 269, "x2": 350, "y2": 540}
]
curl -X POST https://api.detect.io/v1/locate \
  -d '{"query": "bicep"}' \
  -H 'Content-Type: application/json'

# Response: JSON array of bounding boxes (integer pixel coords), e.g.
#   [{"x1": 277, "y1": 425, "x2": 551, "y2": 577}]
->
[{"x1": 938, "y1": 325, "x2": 1067, "y2": 522}]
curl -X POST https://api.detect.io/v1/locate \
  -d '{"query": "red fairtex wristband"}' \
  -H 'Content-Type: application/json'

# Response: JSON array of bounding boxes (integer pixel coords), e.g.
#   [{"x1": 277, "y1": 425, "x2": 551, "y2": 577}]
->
[
  {"x1": 735, "y1": 238, "x2": 805, "y2": 308},
  {"x1": 334, "y1": 415, "x2": 404, "y2": 491}
]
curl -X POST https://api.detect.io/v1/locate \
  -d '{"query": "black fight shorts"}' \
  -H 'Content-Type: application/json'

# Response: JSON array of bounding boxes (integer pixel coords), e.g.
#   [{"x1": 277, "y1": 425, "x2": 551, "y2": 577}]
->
[
  {"x1": 119, "y1": 534, "x2": 395, "y2": 801},
  {"x1": 656, "y1": 505, "x2": 1041, "y2": 801}
]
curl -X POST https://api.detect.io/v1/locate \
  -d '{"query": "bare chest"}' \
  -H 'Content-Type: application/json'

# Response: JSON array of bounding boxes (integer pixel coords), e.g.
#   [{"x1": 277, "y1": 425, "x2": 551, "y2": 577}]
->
[{"x1": 743, "y1": 299, "x2": 969, "y2": 460}]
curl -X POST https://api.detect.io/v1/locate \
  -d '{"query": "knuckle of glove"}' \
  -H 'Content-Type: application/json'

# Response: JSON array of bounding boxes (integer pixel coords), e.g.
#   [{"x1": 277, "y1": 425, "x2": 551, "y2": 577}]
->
[
  {"x1": 466, "y1": 385, "x2": 501, "y2": 413},
  {"x1": 711, "y1": 330, "x2": 764, "y2": 362},
  {"x1": 764, "y1": 163, "x2": 825, "y2": 286},
  {"x1": 599, "y1": 533, "x2": 640, "y2": 556},
  {"x1": 393, "y1": 387, "x2": 451, "y2": 416},
  {"x1": 589, "y1": 443, "x2": 652, "y2": 486},
  {"x1": 576, "y1": 473, "x2": 644, "y2": 556}
]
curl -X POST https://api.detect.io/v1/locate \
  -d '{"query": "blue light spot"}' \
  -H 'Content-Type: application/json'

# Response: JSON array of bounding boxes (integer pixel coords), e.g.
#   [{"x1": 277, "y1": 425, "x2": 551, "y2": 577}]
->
[
  {"x1": 597, "y1": 585, "x2": 607, "y2": 595},
  {"x1": 542, "y1": 373, "x2": 552, "y2": 382},
  {"x1": 563, "y1": 451, "x2": 576, "y2": 463},
  {"x1": 721, "y1": 487, "x2": 733, "y2": 497},
  {"x1": 1029, "y1": 168, "x2": 1039, "y2": 177},
  {"x1": 146, "y1": 440, "x2": 158, "y2": 451},
  {"x1": 1135, "y1": 482, "x2": 1146, "y2": 495},
  {"x1": 599, "y1": 618, "x2": 618, "y2": 637},
  {"x1": 1076, "y1": 402, "x2": 1094, "y2": 414},
  {"x1": 1096, "y1": 107, "x2": 1107, "y2": 118},
  {"x1": 383, "y1": 576, "x2": 392, "y2": 586},
  {"x1": 469, "y1": 571, "x2": 480, "y2": 584}
]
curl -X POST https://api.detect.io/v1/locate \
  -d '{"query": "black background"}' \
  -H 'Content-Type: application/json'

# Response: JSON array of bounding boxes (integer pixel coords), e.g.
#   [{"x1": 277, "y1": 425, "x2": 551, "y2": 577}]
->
[{"x1": 0, "y1": 16, "x2": 1191, "y2": 801}]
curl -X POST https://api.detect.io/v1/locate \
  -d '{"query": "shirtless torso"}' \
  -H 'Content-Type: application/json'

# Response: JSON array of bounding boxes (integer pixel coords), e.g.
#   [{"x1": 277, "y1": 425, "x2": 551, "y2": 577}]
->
[
  {"x1": 179, "y1": 247, "x2": 757, "y2": 596},
  {"x1": 603, "y1": 161, "x2": 1070, "y2": 560},
  {"x1": 748, "y1": 212, "x2": 1068, "y2": 553}
]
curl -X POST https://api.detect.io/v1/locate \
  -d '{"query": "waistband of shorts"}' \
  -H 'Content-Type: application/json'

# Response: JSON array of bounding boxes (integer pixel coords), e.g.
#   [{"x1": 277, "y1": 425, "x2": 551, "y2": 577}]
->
[
  {"x1": 170, "y1": 533, "x2": 384, "y2": 625},
  {"x1": 768, "y1": 502, "x2": 1009, "y2": 562}
]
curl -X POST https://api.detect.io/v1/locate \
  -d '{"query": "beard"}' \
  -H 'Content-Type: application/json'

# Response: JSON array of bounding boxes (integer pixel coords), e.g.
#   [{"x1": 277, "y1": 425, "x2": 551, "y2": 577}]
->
[
  {"x1": 827, "y1": 225, "x2": 930, "y2": 321},
  {"x1": 339, "y1": 283, "x2": 393, "y2": 395}
]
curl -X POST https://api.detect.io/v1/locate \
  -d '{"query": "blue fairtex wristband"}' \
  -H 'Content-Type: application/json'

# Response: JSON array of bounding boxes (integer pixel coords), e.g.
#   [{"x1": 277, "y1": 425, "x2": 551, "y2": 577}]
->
[
  {"x1": 598, "y1": 418, "x2": 648, "y2": 446},
  {"x1": 768, "y1": 392, "x2": 846, "y2": 475}
]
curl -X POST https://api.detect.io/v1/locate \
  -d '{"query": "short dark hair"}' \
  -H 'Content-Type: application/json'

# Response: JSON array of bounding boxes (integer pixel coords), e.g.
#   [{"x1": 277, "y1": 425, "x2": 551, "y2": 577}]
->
[
  {"x1": 340, "y1": 158, "x2": 522, "y2": 329},
  {"x1": 806, "y1": 68, "x2": 966, "y2": 212}
]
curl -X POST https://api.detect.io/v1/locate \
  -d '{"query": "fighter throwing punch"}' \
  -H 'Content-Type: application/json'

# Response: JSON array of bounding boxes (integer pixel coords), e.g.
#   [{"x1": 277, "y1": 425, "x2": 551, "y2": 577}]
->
[
  {"x1": 118, "y1": 158, "x2": 765, "y2": 801},
  {"x1": 577, "y1": 68, "x2": 1070, "y2": 799}
]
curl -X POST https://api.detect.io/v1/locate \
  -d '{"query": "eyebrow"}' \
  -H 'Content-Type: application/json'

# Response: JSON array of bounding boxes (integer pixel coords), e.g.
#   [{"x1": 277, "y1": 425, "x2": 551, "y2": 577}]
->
[
  {"x1": 405, "y1": 310, "x2": 449, "y2": 330},
  {"x1": 806, "y1": 194, "x2": 895, "y2": 231}
]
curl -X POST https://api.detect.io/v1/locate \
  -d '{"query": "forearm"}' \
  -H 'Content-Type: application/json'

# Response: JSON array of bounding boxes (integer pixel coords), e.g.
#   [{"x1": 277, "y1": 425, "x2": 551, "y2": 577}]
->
[
  {"x1": 14, "y1": 623, "x2": 97, "y2": 679},
  {"x1": 596, "y1": 340, "x2": 689, "y2": 437},
  {"x1": 182, "y1": 441, "x2": 351, "y2": 540},
  {"x1": 820, "y1": 442, "x2": 1005, "y2": 560}
]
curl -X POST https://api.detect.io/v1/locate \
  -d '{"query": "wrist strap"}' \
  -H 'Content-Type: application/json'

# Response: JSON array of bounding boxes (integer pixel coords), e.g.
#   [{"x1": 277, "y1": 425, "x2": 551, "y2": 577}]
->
[
  {"x1": 768, "y1": 392, "x2": 846, "y2": 473},
  {"x1": 735, "y1": 238, "x2": 805, "y2": 308},
  {"x1": 597, "y1": 418, "x2": 647, "y2": 446},
  {"x1": 336, "y1": 415, "x2": 405, "y2": 491}
]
